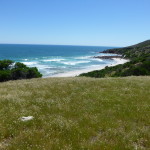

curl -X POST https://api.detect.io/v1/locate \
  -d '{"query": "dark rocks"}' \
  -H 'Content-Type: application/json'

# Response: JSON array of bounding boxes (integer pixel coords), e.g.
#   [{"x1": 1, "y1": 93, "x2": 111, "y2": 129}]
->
[
  {"x1": 99, "y1": 49, "x2": 118, "y2": 54},
  {"x1": 93, "y1": 55, "x2": 123, "y2": 60}
]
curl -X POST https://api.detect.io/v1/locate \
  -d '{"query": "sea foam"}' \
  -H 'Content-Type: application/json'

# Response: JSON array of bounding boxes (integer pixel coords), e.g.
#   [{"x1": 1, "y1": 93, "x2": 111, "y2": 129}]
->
[{"x1": 61, "y1": 60, "x2": 91, "y2": 65}]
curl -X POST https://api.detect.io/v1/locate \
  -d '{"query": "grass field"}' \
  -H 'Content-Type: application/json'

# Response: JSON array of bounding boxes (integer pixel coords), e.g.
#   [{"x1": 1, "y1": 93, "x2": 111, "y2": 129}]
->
[{"x1": 0, "y1": 76, "x2": 150, "y2": 150}]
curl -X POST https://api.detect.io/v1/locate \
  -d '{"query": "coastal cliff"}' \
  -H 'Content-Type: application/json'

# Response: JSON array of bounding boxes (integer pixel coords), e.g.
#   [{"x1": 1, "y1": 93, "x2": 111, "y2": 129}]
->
[{"x1": 79, "y1": 40, "x2": 150, "y2": 77}]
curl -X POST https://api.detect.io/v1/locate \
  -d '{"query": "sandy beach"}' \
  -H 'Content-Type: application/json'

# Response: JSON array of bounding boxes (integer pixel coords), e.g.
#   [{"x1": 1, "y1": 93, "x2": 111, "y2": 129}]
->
[{"x1": 48, "y1": 58, "x2": 129, "y2": 77}]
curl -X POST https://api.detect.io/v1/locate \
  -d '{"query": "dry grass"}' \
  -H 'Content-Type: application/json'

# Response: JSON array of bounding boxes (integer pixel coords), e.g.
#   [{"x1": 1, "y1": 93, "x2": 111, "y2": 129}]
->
[{"x1": 0, "y1": 76, "x2": 150, "y2": 150}]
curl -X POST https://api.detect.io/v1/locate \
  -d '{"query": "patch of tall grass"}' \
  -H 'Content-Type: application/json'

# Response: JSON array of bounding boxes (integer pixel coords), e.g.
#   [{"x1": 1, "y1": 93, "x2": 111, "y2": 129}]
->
[{"x1": 0, "y1": 76, "x2": 149, "y2": 149}]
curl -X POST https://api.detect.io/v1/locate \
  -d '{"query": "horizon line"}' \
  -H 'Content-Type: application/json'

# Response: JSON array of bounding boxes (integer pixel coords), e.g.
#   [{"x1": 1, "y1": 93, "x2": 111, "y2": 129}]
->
[{"x1": 0, "y1": 43, "x2": 121, "y2": 48}]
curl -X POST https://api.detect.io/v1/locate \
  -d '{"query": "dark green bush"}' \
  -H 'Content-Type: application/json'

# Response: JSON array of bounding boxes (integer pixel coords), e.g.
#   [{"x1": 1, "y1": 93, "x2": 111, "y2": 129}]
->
[
  {"x1": 11, "y1": 68, "x2": 28, "y2": 80},
  {"x1": 0, "y1": 70, "x2": 11, "y2": 82},
  {"x1": 0, "y1": 60, "x2": 42, "y2": 82},
  {"x1": 27, "y1": 67, "x2": 42, "y2": 79},
  {"x1": 0, "y1": 60, "x2": 14, "y2": 70}
]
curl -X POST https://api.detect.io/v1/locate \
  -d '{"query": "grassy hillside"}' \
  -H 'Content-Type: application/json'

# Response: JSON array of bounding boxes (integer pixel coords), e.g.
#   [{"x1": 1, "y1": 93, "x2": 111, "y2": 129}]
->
[
  {"x1": 79, "y1": 40, "x2": 150, "y2": 77},
  {"x1": 102, "y1": 40, "x2": 150, "y2": 59},
  {"x1": 0, "y1": 77, "x2": 150, "y2": 149}
]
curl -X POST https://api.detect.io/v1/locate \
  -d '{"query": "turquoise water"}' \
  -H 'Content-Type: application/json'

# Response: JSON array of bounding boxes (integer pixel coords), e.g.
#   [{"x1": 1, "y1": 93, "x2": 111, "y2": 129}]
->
[{"x1": 0, "y1": 44, "x2": 117, "y2": 77}]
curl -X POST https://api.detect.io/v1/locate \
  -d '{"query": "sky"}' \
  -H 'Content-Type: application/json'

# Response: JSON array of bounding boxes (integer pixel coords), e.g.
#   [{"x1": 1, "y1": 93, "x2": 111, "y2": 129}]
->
[{"x1": 0, "y1": 0, "x2": 150, "y2": 46}]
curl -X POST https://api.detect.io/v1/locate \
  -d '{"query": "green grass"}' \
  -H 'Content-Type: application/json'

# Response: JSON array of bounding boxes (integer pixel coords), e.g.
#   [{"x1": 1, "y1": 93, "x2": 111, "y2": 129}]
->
[{"x1": 0, "y1": 76, "x2": 150, "y2": 150}]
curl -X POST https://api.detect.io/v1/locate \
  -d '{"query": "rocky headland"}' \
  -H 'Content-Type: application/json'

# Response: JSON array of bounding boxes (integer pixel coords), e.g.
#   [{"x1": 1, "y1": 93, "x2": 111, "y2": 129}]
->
[{"x1": 93, "y1": 55, "x2": 122, "y2": 59}]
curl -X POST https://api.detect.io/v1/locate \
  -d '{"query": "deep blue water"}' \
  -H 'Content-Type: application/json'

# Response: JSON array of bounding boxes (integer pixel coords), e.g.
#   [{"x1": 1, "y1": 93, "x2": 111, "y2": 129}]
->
[{"x1": 0, "y1": 44, "x2": 116, "y2": 77}]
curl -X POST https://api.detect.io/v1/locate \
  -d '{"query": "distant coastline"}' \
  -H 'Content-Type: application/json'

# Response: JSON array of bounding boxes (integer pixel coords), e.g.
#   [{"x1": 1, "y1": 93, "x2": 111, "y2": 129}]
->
[{"x1": 79, "y1": 40, "x2": 150, "y2": 78}]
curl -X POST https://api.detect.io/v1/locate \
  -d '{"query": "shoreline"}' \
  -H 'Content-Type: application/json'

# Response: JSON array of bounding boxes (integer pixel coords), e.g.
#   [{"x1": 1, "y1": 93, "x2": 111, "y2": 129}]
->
[{"x1": 45, "y1": 58, "x2": 129, "y2": 78}]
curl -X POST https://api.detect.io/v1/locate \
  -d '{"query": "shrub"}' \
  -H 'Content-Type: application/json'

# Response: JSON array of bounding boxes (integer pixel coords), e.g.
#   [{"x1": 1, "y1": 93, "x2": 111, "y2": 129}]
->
[
  {"x1": 0, "y1": 60, "x2": 14, "y2": 70},
  {"x1": 0, "y1": 70, "x2": 11, "y2": 82},
  {"x1": 26, "y1": 67, "x2": 42, "y2": 79},
  {"x1": 0, "y1": 60, "x2": 42, "y2": 82}
]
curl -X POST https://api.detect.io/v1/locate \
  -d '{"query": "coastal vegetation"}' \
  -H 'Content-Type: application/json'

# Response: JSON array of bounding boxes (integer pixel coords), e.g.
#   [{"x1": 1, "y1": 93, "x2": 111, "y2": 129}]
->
[
  {"x1": 0, "y1": 76, "x2": 149, "y2": 149},
  {"x1": 0, "y1": 60, "x2": 42, "y2": 82},
  {"x1": 79, "y1": 40, "x2": 150, "y2": 77}
]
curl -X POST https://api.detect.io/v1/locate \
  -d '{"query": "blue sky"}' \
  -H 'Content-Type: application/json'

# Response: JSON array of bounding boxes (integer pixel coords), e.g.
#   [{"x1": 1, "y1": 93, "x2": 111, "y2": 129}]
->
[{"x1": 0, "y1": 0, "x2": 150, "y2": 46}]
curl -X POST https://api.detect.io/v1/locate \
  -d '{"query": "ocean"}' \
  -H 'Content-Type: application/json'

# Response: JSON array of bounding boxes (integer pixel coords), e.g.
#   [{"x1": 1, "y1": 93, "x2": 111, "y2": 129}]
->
[{"x1": 0, "y1": 44, "x2": 121, "y2": 77}]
